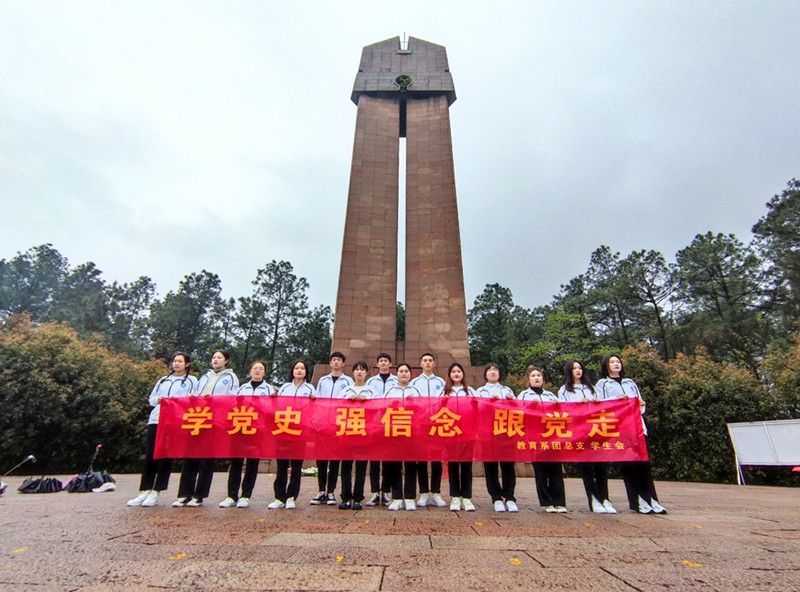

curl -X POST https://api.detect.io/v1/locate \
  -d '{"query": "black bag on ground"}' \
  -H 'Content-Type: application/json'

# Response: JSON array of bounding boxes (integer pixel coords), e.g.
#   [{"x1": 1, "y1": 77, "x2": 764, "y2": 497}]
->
[
  {"x1": 18, "y1": 476, "x2": 63, "y2": 493},
  {"x1": 65, "y1": 470, "x2": 115, "y2": 493}
]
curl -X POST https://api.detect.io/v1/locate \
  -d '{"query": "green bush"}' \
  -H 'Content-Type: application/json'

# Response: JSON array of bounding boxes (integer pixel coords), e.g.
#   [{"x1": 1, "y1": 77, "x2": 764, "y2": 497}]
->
[{"x1": 0, "y1": 314, "x2": 165, "y2": 474}]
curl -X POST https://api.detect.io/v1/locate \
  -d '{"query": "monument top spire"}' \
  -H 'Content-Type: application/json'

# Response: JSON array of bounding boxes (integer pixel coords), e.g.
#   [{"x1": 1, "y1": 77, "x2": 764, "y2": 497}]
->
[{"x1": 351, "y1": 36, "x2": 457, "y2": 106}]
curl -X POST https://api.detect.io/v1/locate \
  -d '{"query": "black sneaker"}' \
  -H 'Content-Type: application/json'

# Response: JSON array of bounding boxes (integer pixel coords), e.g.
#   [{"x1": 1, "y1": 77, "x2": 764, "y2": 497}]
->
[
  {"x1": 310, "y1": 492, "x2": 327, "y2": 505},
  {"x1": 365, "y1": 493, "x2": 380, "y2": 506},
  {"x1": 326, "y1": 493, "x2": 337, "y2": 505},
  {"x1": 352, "y1": 501, "x2": 363, "y2": 510},
  {"x1": 339, "y1": 500, "x2": 352, "y2": 510}
]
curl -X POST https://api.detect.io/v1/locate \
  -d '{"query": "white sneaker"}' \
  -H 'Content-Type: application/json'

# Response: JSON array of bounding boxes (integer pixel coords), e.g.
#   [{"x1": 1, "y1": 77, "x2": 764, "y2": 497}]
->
[
  {"x1": 285, "y1": 497, "x2": 296, "y2": 509},
  {"x1": 388, "y1": 499, "x2": 404, "y2": 511},
  {"x1": 186, "y1": 497, "x2": 203, "y2": 507},
  {"x1": 450, "y1": 497, "x2": 462, "y2": 511},
  {"x1": 236, "y1": 497, "x2": 250, "y2": 508},
  {"x1": 310, "y1": 491, "x2": 327, "y2": 505},
  {"x1": 554, "y1": 506, "x2": 568, "y2": 513},
  {"x1": 92, "y1": 482, "x2": 116, "y2": 493},
  {"x1": 494, "y1": 500, "x2": 506, "y2": 512},
  {"x1": 505, "y1": 500, "x2": 519, "y2": 513},
  {"x1": 417, "y1": 492, "x2": 430, "y2": 507},
  {"x1": 602, "y1": 499, "x2": 617, "y2": 514},
  {"x1": 545, "y1": 506, "x2": 557, "y2": 513},
  {"x1": 638, "y1": 496, "x2": 654, "y2": 514},
  {"x1": 432, "y1": 493, "x2": 448, "y2": 507},
  {"x1": 404, "y1": 499, "x2": 417, "y2": 511},
  {"x1": 142, "y1": 490, "x2": 159, "y2": 507},
  {"x1": 219, "y1": 497, "x2": 237, "y2": 508},
  {"x1": 172, "y1": 497, "x2": 189, "y2": 507},
  {"x1": 650, "y1": 499, "x2": 667, "y2": 514},
  {"x1": 462, "y1": 498, "x2": 475, "y2": 511},
  {"x1": 127, "y1": 491, "x2": 150, "y2": 506},
  {"x1": 591, "y1": 496, "x2": 607, "y2": 513},
  {"x1": 267, "y1": 499, "x2": 285, "y2": 509},
  {"x1": 366, "y1": 493, "x2": 380, "y2": 506}
]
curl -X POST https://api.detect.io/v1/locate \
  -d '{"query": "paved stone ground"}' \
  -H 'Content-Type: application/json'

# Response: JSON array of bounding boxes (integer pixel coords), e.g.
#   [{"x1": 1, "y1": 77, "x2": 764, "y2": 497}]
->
[{"x1": 1, "y1": 473, "x2": 798, "y2": 591}]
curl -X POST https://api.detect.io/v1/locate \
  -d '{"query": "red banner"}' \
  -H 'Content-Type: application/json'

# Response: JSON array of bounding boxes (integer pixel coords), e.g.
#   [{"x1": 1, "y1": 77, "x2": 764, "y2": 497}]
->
[{"x1": 155, "y1": 396, "x2": 648, "y2": 462}]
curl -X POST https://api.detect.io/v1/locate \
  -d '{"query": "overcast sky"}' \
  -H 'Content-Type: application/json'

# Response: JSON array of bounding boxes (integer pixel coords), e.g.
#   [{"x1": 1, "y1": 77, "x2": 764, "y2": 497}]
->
[{"x1": 2, "y1": 1, "x2": 799, "y2": 313}]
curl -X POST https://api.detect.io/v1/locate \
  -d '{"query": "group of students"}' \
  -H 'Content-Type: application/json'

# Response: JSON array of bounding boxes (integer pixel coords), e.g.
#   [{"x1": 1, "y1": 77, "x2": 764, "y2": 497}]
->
[{"x1": 127, "y1": 349, "x2": 666, "y2": 515}]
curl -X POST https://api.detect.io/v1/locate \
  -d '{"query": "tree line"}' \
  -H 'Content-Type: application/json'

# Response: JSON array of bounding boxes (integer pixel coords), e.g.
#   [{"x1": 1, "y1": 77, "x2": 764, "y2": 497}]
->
[
  {"x1": 466, "y1": 179, "x2": 800, "y2": 485},
  {"x1": 0, "y1": 254, "x2": 332, "y2": 381},
  {"x1": 1, "y1": 178, "x2": 798, "y2": 483}
]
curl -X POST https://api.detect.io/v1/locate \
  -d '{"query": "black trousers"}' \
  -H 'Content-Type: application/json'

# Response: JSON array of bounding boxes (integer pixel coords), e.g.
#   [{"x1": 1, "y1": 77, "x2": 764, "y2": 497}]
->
[
  {"x1": 621, "y1": 461, "x2": 659, "y2": 510},
  {"x1": 139, "y1": 423, "x2": 172, "y2": 491},
  {"x1": 273, "y1": 459, "x2": 303, "y2": 502},
  {"x1": 386, "y1": 461, "x2": 419, "y2": 499},
  {"x1": 340, "y1": 460, "x2": 368, "y2": 502},
  {"x1": 484, "y1": 461, "x2": 516, "y2": 502},
  {"x1": 316, "y1": 459, "x2": 340, "y2": 494},
  {"x1": 532, "y1": 462, "x2": 565, "y2": 507},
  {"x1": 448, "y1": 461, "x2": 473, "y2": 498},
  {"x1": 576, "y1": 462, "x2": 609, "y2": 508},
  {"x1": 178, "y1": 458, "x2": 214, "y2": 500},
  {"x1": 369, "y1": 460, "x2": 390, "y2": 493},
  {"x1": 227, "y1": 458, "x2": 260, "y2": 499},
  {"x1": 417, "y1": 461, "x2": 442, "y2": 494}
]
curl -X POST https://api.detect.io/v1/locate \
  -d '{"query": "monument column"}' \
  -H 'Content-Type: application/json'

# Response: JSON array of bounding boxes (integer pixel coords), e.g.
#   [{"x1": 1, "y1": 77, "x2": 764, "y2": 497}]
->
[
  {"x1": 330, "y1": 95, "x2": 400, "y2": 360},
  {"x1": 404, "y1": 94, "x2": 470, "y2": 368}
]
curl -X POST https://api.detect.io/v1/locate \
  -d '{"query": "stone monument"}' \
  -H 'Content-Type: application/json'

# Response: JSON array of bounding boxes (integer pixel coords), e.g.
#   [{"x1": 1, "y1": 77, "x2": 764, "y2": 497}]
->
[{"x1": 315, "y1": 36, "x2": 479, "y2": 382}]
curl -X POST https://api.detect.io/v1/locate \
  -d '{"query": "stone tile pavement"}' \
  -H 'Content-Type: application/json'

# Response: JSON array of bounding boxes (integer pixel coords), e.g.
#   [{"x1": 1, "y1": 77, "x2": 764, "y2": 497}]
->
[{"x1": 1, "y1": 474, "x2": 798, "y2": 591}]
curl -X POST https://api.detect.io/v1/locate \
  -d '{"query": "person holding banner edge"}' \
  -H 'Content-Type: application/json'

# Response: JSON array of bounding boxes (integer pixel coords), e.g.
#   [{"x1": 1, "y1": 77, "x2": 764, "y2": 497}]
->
[{"x1": 128, "y1": 352, "x2": 198, "y2": 508}]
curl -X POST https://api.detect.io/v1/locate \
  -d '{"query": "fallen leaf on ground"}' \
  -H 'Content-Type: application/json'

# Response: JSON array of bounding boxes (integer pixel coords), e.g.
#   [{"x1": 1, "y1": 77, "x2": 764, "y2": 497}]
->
[
  {"x1": 681, "y1": 559, "x2": 703, "y2": 568},
  {"x1": 509, "y1": 558, "x2": 522, "y2": 566},
  {"x1": 11, "y1": 548, "x2": 28, "y2": 554},
  {"x1": 169, "y1": 553, "x2": 188, "y2": 561}
]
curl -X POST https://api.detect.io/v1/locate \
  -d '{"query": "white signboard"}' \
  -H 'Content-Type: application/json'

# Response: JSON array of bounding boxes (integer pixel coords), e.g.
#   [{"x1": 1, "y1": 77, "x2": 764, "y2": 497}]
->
[{"x1": 727, "y1": 419, "x2": 800, "y2": 484}]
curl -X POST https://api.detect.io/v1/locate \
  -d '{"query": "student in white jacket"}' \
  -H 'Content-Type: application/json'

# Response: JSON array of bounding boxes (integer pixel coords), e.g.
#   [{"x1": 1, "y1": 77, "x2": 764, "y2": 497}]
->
[
  {"x1": 312, "y1": 351, "x2": 354, "y2": 506},
  {"x1": 365, "y1": 352, "x2": 398, "y2": 506},
  {"x1": 444, "y1": 362, "x2": 478, "y2": 512},
  {"x1": 596, "y1": 353, "x2": 667, "y2": 515},
  {"x1": 408, "y1": 352, "x2": 448, "y2": 508},
  {"x1": 219, "y1": 360, "x2": 275, "y2": 509},
  {"x1": 338, "y1": 361, "x2": 376, "y2": 510},
  {"x1": 128, "y1": 352, "x2": 198, "y2": 508},
  {"x1": 519, "y1": 366, "x2": 567, "y2": 513},
  {"x1": 267, "y1": 360, "x2": 316, "y2": 510},
  {"x1": 477, "y1": 363, "x2": 518, "y2": 512},
  {"x1": 384, "y1": 363, "x2": 423, "y2": 511},
  {"x1": 173, "y1": 349, "x2": 239, "y2": 508},
  {"x1": 558, "y1": 359, "x2": 617, "y2": 514}
]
